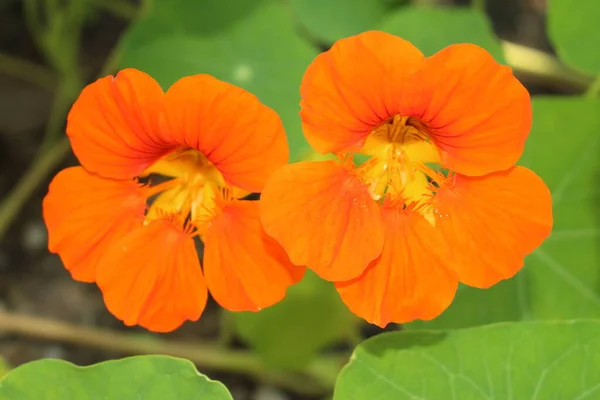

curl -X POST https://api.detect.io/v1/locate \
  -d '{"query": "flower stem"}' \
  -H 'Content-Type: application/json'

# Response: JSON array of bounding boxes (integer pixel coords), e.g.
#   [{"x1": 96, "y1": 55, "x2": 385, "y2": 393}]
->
[
  {"x1": 0, "y1": 52, "x2": 56, "y2": 90},
  {"x1": 0, "y1": 310, "x2": 344, "y2": 396},
  {"x1": 501, "y1": 40, "x2": 594, "y2": 92},
  {"x1": 0, "y1": 137, "x2": 71, "y2": 243}
]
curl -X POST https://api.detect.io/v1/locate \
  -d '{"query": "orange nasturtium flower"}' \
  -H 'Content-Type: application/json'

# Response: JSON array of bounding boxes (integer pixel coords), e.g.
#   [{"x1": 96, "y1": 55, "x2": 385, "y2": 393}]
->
[
  {"x1": 43, "y1": 69, "x2": 304, "y2": 332},
  {"x1": 260, "y1": 31, "x2": 553, "y2": 327}
]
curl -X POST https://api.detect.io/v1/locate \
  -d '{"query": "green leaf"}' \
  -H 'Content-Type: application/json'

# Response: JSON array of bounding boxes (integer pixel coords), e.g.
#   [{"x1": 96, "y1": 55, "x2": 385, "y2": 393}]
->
[
  {"x1": 408, "y1": 280, "x2": 523, "y2": 330},
  {"x1": 0, "y1": 355, "x2": 233, "y2": 400},
  {"x1": 548, "y1": 0, "x2": 600, "y2": 75},
  {"x1": 121, "y1": 0, "x2": 261, "y2": 46},
  {"x1": 519, "y1": 97, "x2": 600, "y2": 318},
  {"x1": 408, "y1": 96, "x2": 600, "y2": 330},
  {"x1": 290, "y1": 0, "x2": 407, "y2": 44},
  {"x1": 234, "y1": 271, "x2": 358, "y2": 369},
  {"x1": 335, "y1": 320, "x2": 600, "y2": 399},
  {"x1": 119, "y1": 0, "x2": 318, "y2": 161},
  {"x1": 379, "y1": 6, "x2": 505, "y2": 62}
]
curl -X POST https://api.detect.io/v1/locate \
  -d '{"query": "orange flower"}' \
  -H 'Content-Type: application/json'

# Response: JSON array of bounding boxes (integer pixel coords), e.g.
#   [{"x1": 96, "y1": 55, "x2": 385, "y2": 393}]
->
[
  {"x1": 43, "y1": 69, "x2": 305, "y2": 332},
  {"x1": 260, "y1": 31, "x2": 552, "y2": 327}
]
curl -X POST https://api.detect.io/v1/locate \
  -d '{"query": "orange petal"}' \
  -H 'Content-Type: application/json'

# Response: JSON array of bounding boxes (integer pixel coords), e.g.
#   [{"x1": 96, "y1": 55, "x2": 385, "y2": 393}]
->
[
  {"x1": 97, "y1": 219, "x2": 207, "y2": 332},
  {"x1": 300, "y1": 31, "x2": 425, "y2": 154},
  {"x1": 203, "y1": 200, "x2": 305, "y2": 311},
  {"x1": 398, "y1": 44, "x2": 531, "y2": 176},
  {"x1": 335, "y1": 207, "x2": 458, "y2": 327},
  {"x1": 260, "y1": 160, "x2": 384, "y2": 281},
  {"x1": 42, "y1": 167, "x2": 146, "y2": 283},
  {"x1": 67, "y1": 69, "x2": 174, "y2": 179},
  {"x1": 163, "y1": 75, "x2": 288, "y2": 193},
  {"x1": 434, "y1": 166, "x2": 553, "y2": 288}
]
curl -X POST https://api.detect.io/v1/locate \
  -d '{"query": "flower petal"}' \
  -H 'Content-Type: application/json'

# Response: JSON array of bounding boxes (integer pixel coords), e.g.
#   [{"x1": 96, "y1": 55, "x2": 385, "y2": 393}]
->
[
  {"x1": 435, "y1": 166, "x2": 553, "y2": 288},
  {"x1": 42, "y1": 167, "x2": 146, "y2": 283},
  {"x1": 203, "y1": 200, "x2": 305, "y2": 311},
  {"x1": 398, "y1": 44, "x2": 531, "y2": 176},
  {"x1": 163, "y1": 74, "x2": 288, "y2": 192},
  {"x1": 300, "y1": 31, "x2": 425, "y2": 154},
  {"x1": 67, "y1": 69, "x2": 174, "y2": 179},
  {"x1": 335, "y1": 207, "x2": 458, "y2": 327},
  {"x1": 97, "y1": 219, "x2": 207, "y2": 332},
  {"x1": 260, "y1": 160, "x2": 384, "y2": 281}
]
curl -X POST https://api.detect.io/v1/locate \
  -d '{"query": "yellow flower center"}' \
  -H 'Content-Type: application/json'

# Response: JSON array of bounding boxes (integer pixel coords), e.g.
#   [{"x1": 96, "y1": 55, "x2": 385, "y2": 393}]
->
[
  {"x1": 141, "y1": 148, "x2": 247, "y2": 235},
  {"x1": 355, "y1": 115, "x2": 442, "y2": 220}
]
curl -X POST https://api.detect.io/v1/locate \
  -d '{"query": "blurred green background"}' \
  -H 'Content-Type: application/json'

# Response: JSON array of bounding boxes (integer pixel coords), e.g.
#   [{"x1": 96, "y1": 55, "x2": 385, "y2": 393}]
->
[{"x1": 0, "y1": 0, "x2": 599, "y2": 399}]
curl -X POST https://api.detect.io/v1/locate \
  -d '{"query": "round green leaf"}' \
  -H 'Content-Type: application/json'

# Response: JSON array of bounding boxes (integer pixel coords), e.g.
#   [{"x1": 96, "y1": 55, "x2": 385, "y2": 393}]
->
[
  {"x1": 121, "y1": 0, "x2": 261, "y2": 46},
  {"x1": 548, "y1": 0, "x2": 600, "y2": 74},
  {"x1": 290, "y1": 0, "x2": 403, "y2": 44},
  {"x1": 234, "y1": 271, "x2": 358, "y2": 369},
  {"x1": 408, "y1": 279, "x2": 523, "y2": 330},
  {"x1": 0, "y1": 355, "x2": 233, "y2": 399},
  {"x1": 335, "y1": 320, "x2": 600, "y2": 399},
  {"x1": 379, "y1": 6, "x2": 505, "y2": 62},
  {"x1": 407, "y1": 97, "x2": 600, "y2": 330},
  {"x1": 119, "y1": 0, "x2": 318, "y2": 161},
  {"x1": 518, "y1": 97, "x2": 600, "y2": 319}
]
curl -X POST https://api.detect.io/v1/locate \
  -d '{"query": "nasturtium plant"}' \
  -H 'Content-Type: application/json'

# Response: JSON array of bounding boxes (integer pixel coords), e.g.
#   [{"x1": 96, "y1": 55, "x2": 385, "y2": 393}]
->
[
  {"x1": 0, "y1": 356, "x2": 233, "y2": 399},
  {"x1": 234, "y1": 271, "x2": 359, "y2": 368},
  {"x1": 335, "y1": 320, "x2": 600, "y2": 399},
  {"x1": 379, "y1": 6, "x2": 505, "y2": 62},
  {"x1": 119, "y1": 0, "x2": 318, "y2": 162},
  {"x1": 548, "y1": 0, "x2": 600, "y2": 75},
  {"x1": 408, "y1": 97, "x2": 600, "y2": 330}
]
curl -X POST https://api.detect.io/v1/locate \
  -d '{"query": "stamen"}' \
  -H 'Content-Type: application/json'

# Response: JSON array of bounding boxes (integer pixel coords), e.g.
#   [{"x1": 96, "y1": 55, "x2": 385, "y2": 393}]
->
[
  {"x1": 144, "y1": 208, "x2": 197, "y2": 236},
  {"x1": 143, "y1": 178, "x2": 182, "y2": 198},
  {"x1": 414, "y1": 163, "x2": 446, "y2": 188},
  {"x1": 388, "y1": 115, "x2": 410, "y2": 143},
  {"x1": 338, "y1": 152, "x2": 355, "y2": 169}
]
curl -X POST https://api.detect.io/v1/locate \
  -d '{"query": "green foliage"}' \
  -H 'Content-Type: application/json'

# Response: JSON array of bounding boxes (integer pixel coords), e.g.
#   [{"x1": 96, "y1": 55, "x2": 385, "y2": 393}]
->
[
  {"x1": 519, "y1": 97, "x2": 600, "y2": 318},
  {"x1": 119, "y1": 0, "x2": 318, "y2": 162},
  {"x1": 379, "y1": 6, "x2": 505, "y2": 62},
  {"x1": 408, "y1": 280, "x2": 522, "y2": 330},
  {"x1": 548, "y1": 0, "x2": 600, "y2": 74},
  {"x1": 409, "y1": 97, "x2": 600, "y2": 330},
  {"x1": 334, "y1": 320, "x2": 600, "y2": 399},
  {"x1": 289, "y1": 0, "x2": 400, "y2": 44},
  {"x1": 234, "y1": 271, "x2": 358, "y2": 369},
  {"x1": 0, "y1": 356, "x2": 232, "y2": 400}
]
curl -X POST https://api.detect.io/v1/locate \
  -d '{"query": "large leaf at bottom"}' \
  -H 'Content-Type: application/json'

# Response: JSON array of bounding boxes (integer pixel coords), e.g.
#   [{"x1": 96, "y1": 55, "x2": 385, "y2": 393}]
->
[
  {"x1": 0, "y1": 355, "x2": 233, "y2": 399},
  {"x1": 408, "y1": 96, "x2": 600, "y2": 330},
  {"x1": 118, "y1": 0, "x2": 318, "y2": 162},
  {"x1": 335, "y1": 320, "x2": 600, "y2": 399}
]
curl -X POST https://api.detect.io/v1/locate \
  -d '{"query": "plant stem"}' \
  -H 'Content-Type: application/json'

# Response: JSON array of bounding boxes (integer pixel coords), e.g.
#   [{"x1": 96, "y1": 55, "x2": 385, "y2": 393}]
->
[
  {"x1": 501, "y1": 40, "x2": 594, "y2": 92},
  {"x1": 0, "y1": 52, "x2": 55, "y2": 90},
  {"x1": 0, "y1": 138, "x2": 71, "y2": 243},
  {"x1": 0, "y1": 311, "x2": 344, "y2": 396},
  {"x1": 216, "y1": 310, "x2": 236, "y2": 348}
]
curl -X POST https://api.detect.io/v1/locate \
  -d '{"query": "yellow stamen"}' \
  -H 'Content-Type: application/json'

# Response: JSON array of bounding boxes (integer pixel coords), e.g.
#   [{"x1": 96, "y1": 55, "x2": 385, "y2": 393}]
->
[
  {"x1": 354, "y1": 115, "x2": 443, "y2": 224},
  {"x1": 140, "y1": 147, "x2": 238, "y2": 232}
]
